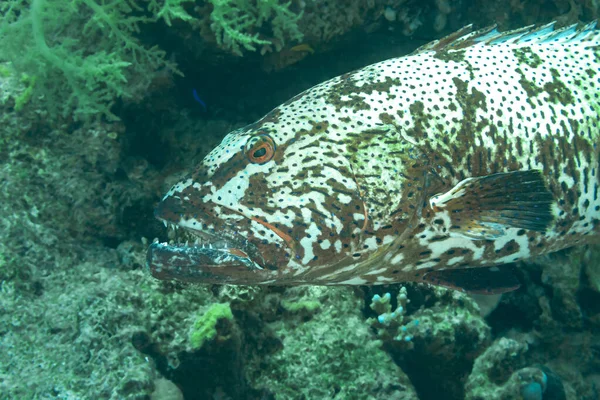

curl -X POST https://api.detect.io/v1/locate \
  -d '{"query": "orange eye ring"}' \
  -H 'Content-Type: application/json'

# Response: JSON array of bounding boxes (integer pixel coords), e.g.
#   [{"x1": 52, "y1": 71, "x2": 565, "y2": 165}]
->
[{"x1": 245, "y1": 133, "x2": 276, "y2": 164}]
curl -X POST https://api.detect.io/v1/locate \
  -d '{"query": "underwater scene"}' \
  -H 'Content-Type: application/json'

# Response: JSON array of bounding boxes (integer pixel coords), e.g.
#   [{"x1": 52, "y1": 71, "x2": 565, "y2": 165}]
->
[{"x1": 1, "y1": 0, "x2": 600, "y2": 399}]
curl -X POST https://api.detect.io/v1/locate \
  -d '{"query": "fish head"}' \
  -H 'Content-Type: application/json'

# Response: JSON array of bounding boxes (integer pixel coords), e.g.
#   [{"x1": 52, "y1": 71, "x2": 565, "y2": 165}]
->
[
  {"x1": 148, "y1": 123, "x2": 287, "y2": 283},
  {"x1": 147, "y1": 110, "x2": 372, "y2": 284},
  {"x1": 148, "y1": 104, "x2": 427, "y2": 285}
]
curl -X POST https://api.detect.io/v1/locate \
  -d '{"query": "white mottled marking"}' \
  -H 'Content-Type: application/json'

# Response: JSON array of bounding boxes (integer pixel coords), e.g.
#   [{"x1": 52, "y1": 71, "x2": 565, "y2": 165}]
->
[
  {"x1": 338, "y1": 277, "x2": 367, "y2": 285},
  {"x1": 391, "y1": 253, "x2": 404, "y2": 265}
]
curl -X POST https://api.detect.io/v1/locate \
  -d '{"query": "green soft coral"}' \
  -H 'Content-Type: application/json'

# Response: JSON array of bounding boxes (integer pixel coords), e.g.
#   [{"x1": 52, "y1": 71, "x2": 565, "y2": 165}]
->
[
  {"x1": 148, "y1": 0, "x2": 194, "y2": 26},
  {"x1": 189, "y1": 303, "x2": 233, "y2": 350},
  {"x1": 14, "y1": 74, "x2": 36, "y2": 111},
  {"x1": 0, "y1": 0, "x2": 176, "y2": 122},
  {"x1": 209, "y1": 0, "x2": 303, "y2": 56},
  {"x1": 0, "y1": 0, "x2": 303, "y2": 123}
]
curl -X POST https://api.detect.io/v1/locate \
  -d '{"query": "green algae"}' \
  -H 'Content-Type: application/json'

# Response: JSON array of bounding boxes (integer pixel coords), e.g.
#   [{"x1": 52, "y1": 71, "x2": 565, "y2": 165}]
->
[{"x1": 189, "y1": 302, "x2": 234, "y2": 350}]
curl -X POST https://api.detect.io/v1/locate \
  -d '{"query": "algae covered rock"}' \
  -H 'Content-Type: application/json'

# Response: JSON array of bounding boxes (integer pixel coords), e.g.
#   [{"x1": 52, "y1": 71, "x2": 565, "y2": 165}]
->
[
  {"x1": 465, "y1": 337, "x2": 566, "y2": 400},
  {"x1": 366, "y1": 285, "x2": 491, "y2": 399},
  {"x1": 246, "y1": 286, "x2": 418, "y2": 400},
  {"x1": 484, "y1": 246, "x2": 600, "y2": 400}
]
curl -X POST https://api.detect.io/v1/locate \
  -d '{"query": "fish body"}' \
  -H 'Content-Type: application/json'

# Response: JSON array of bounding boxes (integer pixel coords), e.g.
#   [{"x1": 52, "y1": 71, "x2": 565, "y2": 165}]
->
[{"x1": 148, "y1": 22, "x2": 600, "y2": 293}]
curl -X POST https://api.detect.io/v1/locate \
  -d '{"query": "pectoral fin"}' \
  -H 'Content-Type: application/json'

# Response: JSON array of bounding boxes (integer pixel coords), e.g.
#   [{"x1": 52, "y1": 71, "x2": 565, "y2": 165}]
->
[{"x1": 430, "y1": 170, "x2": 554, "y2": 240}]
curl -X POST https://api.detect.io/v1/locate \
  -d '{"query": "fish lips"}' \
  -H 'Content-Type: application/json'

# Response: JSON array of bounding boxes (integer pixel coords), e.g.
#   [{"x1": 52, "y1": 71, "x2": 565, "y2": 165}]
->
[{"x1": 147, "y1": 241, "x2": 269, "y2": 284}]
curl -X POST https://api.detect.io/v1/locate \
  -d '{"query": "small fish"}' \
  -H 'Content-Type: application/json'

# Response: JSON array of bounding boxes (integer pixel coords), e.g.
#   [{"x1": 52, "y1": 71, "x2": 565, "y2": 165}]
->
[
  {"x1": 192, "y1": 88, "x2": 207, "y2": 111},
  {"x1": 148, "y1": 22, "x2": 600, "y2": 294}
]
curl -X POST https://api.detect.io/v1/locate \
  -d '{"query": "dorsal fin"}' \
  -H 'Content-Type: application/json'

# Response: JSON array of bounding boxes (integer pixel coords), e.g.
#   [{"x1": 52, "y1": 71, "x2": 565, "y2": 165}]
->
[{"x1": 413, "y1": 20, "x2": 600, "y2": 54}]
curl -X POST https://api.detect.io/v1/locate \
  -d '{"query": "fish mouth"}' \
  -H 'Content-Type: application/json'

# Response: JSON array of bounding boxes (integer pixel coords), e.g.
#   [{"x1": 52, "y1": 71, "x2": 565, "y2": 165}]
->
[{"x1": 147, "y1": 216, "x2": 268, "y2": 284}]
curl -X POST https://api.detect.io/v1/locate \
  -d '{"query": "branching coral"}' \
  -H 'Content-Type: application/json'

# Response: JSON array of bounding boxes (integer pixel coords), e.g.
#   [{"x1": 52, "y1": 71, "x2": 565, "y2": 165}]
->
[{"x1": 368, "y1": 288, "x2": 419, "y2": 347}]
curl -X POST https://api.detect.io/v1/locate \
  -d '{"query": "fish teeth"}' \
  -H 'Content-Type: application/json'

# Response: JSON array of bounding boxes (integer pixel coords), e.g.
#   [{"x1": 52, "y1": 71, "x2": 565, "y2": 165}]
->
[{"x1": 211, "y1": 240, "x2": 229, "y2": 249}]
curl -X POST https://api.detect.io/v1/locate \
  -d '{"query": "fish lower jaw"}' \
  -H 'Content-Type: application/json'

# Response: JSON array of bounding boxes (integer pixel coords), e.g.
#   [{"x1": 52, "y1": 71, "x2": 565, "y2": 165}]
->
[{"x1": 155, "y1": 238, "x2": 232, "y2": 250}]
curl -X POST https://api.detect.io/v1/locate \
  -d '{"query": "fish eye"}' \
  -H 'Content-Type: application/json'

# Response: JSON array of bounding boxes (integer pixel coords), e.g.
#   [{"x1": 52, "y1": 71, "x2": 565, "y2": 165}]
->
[
  {"x1": 245, "y1": 133, "x2": 276, "y2": 164},
  {"x1": 253, "y1": 148, "x2": 267, "y2": 158}
]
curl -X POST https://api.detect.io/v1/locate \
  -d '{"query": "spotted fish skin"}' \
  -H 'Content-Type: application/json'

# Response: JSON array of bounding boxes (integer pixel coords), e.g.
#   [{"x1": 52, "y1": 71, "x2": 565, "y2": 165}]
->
[{"x1": 149, "y1": 22, "x2": 600, "y2": 289}]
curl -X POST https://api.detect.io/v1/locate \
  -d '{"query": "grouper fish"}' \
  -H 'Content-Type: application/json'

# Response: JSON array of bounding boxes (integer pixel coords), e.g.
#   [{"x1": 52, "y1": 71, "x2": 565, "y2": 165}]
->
[{"x1": 147, "y1": 22, "x2": 600, "y2": 293}]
